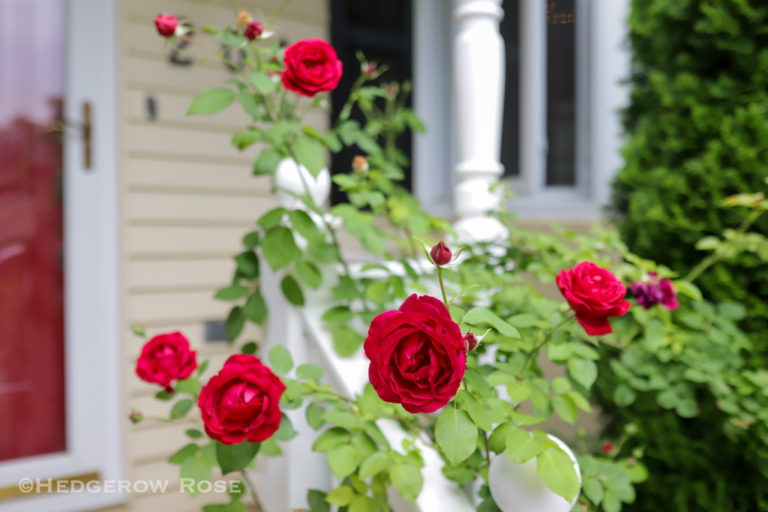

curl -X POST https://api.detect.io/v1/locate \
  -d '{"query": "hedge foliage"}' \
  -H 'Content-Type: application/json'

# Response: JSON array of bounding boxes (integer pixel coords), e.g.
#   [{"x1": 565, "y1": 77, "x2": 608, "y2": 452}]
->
[{"x1": 610, "y1": 0, "x2": 768, "y2": 339}]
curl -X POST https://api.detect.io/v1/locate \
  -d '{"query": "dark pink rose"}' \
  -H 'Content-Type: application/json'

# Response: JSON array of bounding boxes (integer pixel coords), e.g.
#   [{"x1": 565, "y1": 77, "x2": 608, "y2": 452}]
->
[
  {"x1": 136, "y1": 332, "x2": 197, "y2": 390},
  {"x1": 430, "y1": 241, "x2": 452, "y2": 266},
  {"x1": 556, "y1": 262, "x2": 631, "y2": 336},
  {"x1": 154, "y1": 14, "x2": 178, "y2": 38},
  {"x1": 281, "y1": 39, "x2": 343, "y2": 97},
  {"x1": 198, "y1": 354, "x2": 285, "y2": 445},
  {"x1": 364, "y1": 294, "x2": 466, "y2": 413}
]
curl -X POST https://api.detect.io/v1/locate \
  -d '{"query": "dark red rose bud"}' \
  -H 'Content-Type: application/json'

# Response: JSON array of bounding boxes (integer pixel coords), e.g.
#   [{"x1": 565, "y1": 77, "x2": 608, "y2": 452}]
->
[
  {"x1": 362, "y1": 62, "x2": 377, "y2": 77},
  {"x1": 430, "y1": 241, "x2": 452, "y2": 266},
  {"x1": 602, "y1": 441, "x2": 614, "y2": 455},
  {"x1": 154, "y1": 14, "x2": 179, "y2": 38},
  {"x1": 464, "y1": 332, "x2": 478, "y2": 351},
  {"x1": 244, "y1": 20, "x2": 263, "y2": 40}
]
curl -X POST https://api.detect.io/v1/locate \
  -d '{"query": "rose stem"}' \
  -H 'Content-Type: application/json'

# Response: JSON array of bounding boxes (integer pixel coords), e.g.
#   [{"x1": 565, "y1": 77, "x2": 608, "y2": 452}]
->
[
  {"x1": 517, "y1": 314, "x2": 574, "y2": 381},
  {"x1": 436, "y1": 267, "x2": 449, "y2": 306},
  {"x1": 240, "y1": 470, "x2": 265, "y2": 512}
]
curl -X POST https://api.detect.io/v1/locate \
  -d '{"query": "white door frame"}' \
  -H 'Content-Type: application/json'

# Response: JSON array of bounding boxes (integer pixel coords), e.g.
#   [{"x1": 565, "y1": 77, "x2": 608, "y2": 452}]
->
[{"x1": 0, "y1": 0, "x2": 123, "y2": 510}]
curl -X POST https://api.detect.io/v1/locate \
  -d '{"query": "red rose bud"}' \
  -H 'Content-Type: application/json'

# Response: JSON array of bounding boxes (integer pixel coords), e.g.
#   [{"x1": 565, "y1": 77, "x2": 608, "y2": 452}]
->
[
  {"x1": 362, "y1": 62, "x2": 377, "y2": 77},
  {"x1": 364, "y1": 294, "x2": 467, "y2": 413},
  {"x1": 282, "y1": 38, "x2": 343, "y2": 97},
  {"x1": 129, "y1": 409, "x2": 144, "y2": 424},
  {"x1": 464, "y1": 332, "x2": 478, "y2": 351},
  {"x1": 430, "y1": 241, "x2": 452, "y2": 266},
  {"x1": 556, "y1": 261, "x2": 631, "y2": 336},
  {"x1": 198, "y1": 354, "x2": 286, "y2": 444},
  {"x1": 136, "y1": 332, "x2": 198, "y2": 389},
  {"x1": 244, "y1": 20, "x2": 263, "y2": 40},
  {"x1": 154, "y1": 14, "x2": 178, "y2": 38},
  {"x1": 602, "y1": 441, "x2": 614, "y2": 455}
]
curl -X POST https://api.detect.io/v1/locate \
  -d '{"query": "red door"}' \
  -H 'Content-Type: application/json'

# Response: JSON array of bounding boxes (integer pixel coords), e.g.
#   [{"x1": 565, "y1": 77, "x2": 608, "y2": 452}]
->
[{"x1": 0, "y1": 0, "x2": 67, "y2": 461}]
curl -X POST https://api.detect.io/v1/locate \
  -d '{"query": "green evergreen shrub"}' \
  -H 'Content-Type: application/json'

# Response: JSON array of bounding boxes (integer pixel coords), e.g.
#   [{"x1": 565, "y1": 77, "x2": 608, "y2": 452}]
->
[{"x1": 610, "y1": 0, "x2": 768, "y2": 339}]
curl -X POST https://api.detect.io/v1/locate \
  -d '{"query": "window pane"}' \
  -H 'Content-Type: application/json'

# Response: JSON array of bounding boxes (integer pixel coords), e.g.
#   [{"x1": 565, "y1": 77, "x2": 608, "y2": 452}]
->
[
  {"x1": 545, "y1": 0, "x2": 577, "y2": 186},
  {"x1": 501, "y1": 0, "x2": 521, "y2": 177},
  {"x1": 0, "y1": 0, "x2": 67, "y2": 461}
]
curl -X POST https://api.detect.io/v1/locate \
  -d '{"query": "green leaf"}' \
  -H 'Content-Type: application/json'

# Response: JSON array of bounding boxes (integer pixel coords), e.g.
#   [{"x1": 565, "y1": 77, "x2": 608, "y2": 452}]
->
[
  {"x1": 242, "y1": 231, "x2": 260, "y2": 249},
  {"x1": 389, "y1": 464, "x2": 423, "y2": 502},
  {"x1": 322, "y1": 305, "x2": 353, "y2": 324},
  {"x1": 268, "y1": 345, "x2": 293, "y2": 374},
  {"x1": 536, "y1": 447, "x2": 580, "y2": 503},
  {"x1": 280, "y1": 275, "x2": 305, "y2": 306},
  {"x1": 235, "y1": 251, "x2": 259, "y2": 279},
  {"x1": 176, "y1": 377, "x2": 202, "y2": 396},
  {"x1": 325, "y1": 486, "x2": 354, "y2": 506},
  {"x1": 171, "y1": 398, "x2": 194, "y2": 419},
  {"x1": 506, "y1": 381, "x2": 531, "y2": 405},
  {"x1": 243, "y1": 291, "x2": 268, "y2": 325},
  {"x1": 257, "y1": 207, "x2": 287, "y2": 230},
  {"x1": 249, "y1": 71, "x2": 277, "y2": 94},
  {"x1": 240, "y1": 341, "x2": 257, "y2": 354},
  {"x1": 312, "y1": 427, "x2": 349, "y2": 452},
  {"x1": 273, "y1": 414, "x2": 298, "y2": 441},
  {"x1": 505, "y1": 428, "x2": 550, "y2": 463},
  {"x1": 297, "y1": 363, "x2": 324, "y2": 380},
  {"x1": 331, "y1": 326, "x2": 364, "y2": 356},
  {"x1": 359, "y1": 452, "x2": 389, "y2": 478},
  {"x1": 552, "y1": 395, "x2": 578, "y2": 424},
  {"x1": 253, "y1": 147, "x2": 282, "y2": 175},
  {"x1": 288, "y1": 210, "x2": 323, "y2": 242},
  {"x1": 215, "y1": 284, "x2": 249, "y2": 301},
  {"x1": 180, "y1": 454, "x2": 212, "y2": 496},
  {"x1": 463, "y1": 392, "x2": 496, "y2": 431},
  {"x1": 435, "y1": 407, "x2": 477, "y2": 465},
  {"x1": 583, "y1": 478, "x2": 604, "y2": 504},
  {"x1": 239, "y1": 91, "x2": 261, "y2": 119},
  {"x1": 327, "y1": 444, "x2": 358, "y2": 478},
  {"x1": 293, "y1": 133, "x2": 326, "y2": 178},
  {"x1": 567, "y1": 358, "x2": 598, "y2": 389},
  {"x1": 262, "y1": 227, "x2": 300, "y2": 271},
  {"x1": 226, "y1": 306, "x2": 245, "y2": 343},
  {"x1": 296, "y1": 260, "x2": 322, "y2": 289},
  {"x1": 186, "y1": 428, "x2": 204, "y2": 439},
  {"x1": 215, "y1": 441, "x2": 260, "y2": 475},
  {"x1": 307, "y1": 489, "x2": 331, "y2": 512},
  {"x1": 463, "y1": 308, "x2": 521, "y2": 338},
  {"x1": 187, "y1": 88, "x2": 235, "y2": 116},
  {"x1": 169, "y1": 443, "x2": 199, "y2": 465},
  {"x1": 322, "y1": 409, "x2": 359, "y2": 429},
  {"x1": 674, "y1": 280, "x2": 702, "y2": 301},
  {"x1": 306, "y1": 403, "x2": 326, "y2": 430}
]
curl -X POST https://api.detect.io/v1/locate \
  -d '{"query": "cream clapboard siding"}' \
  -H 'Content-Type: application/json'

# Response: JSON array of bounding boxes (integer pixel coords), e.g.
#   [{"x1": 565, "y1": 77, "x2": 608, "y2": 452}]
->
[{"x1": 100, "y1": 1, "x2": 329, "y2": 510}]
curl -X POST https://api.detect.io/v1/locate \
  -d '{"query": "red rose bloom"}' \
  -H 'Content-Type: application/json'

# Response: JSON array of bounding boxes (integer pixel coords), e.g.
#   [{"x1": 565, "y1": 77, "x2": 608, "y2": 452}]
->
[
  {"x1": 136, "y1": 332, "x2": 197, "y2": 390},
  {"x1": 364, "y1": 294, "x2": 466, "y2": 413},
  {"x1": 556, "y1": 262, "x2": 631, "y2": 336},
  {"x1": 154, "y1": 14, "x2": 178, "y2": 38},
  {"x1": 198, "y1": 354, "x2": 286, "y2": 445},
  {"x1": 281, "y1": 38, "x2": 343, "y2": 97},
  {"x1": 244, "y1": 20, "x2": 263, "y2": 40}
]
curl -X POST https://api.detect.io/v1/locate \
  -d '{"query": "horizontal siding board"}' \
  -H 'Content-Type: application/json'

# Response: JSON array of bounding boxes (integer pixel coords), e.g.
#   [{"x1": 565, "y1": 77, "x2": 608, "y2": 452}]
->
[
  {"x1": 124, "y1": 157, "x2": 268, "y2": 193},
  {"x1": 127, "y1": 258, "x2": 235, "y2": 289},
  {"x1": 126, "y1": 225, "x2": 249, "y2": 256},
  {"x1": 125, "y1": 191, "x2": 276, "y2": 223}
]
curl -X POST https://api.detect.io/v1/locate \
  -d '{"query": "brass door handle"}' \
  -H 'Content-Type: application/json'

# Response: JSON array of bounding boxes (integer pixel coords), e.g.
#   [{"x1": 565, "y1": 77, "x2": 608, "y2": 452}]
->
[{"x1": 45, "y1": 101, "x2": 93, "y2": 170}]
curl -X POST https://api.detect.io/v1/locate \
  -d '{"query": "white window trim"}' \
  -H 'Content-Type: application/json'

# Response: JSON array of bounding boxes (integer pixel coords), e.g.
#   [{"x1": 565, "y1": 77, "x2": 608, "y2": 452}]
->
[
  {"x1": 509, "y1": 0, "x2": 630, "y2": 220},
  {"x1": 0, "y1": 0, "x2": 123, "y2": 510}
]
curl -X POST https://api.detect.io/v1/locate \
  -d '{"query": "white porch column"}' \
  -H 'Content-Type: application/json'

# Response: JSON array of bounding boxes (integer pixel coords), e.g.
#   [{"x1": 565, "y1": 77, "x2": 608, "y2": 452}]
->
[{"x1": 452, "y1": 0, "x2": 508, "y2": 242}]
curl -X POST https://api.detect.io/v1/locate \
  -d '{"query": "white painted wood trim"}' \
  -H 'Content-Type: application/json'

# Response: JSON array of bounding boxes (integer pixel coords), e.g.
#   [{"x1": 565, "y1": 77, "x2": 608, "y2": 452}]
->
[{"x1": 0, "y1": 0, "x2": 123, "y2": 509}]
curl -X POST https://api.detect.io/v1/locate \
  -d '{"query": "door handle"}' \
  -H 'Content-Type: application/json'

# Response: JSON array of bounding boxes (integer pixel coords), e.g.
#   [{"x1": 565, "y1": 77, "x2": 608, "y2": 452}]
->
[{"x1": 46, "y1": 101, "x2": 93, "y2": 170}]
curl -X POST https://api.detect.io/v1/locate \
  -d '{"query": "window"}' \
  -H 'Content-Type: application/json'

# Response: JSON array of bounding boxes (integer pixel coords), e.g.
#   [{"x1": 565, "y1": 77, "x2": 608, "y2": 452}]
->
[{"x1": 330, "y1": 0, "x2": 414, "y2": 204}]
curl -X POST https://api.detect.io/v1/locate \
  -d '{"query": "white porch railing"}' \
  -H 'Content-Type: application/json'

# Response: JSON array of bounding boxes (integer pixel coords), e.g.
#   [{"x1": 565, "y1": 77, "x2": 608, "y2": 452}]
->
[{"x1": 254, "y1": 1, "x2": 509, "y2": 509}]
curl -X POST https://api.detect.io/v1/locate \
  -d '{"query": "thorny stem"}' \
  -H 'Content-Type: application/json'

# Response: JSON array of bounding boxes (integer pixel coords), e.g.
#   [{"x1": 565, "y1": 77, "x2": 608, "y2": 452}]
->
[
  {"x1": 240, "y1": 470, "x2": 265, "y2": 512},
  {"x1": 517, "y1": 315, "x2": 574, "y2": 381}
]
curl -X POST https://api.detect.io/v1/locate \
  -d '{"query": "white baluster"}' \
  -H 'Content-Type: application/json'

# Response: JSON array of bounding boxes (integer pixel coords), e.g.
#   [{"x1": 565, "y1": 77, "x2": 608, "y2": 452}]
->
[
  {"x1": 452, "y1": 0, "x2": 508, "y2": 242},
  {"x1": 274, "y1": 158, "x2": 331, "y2": 211}
]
